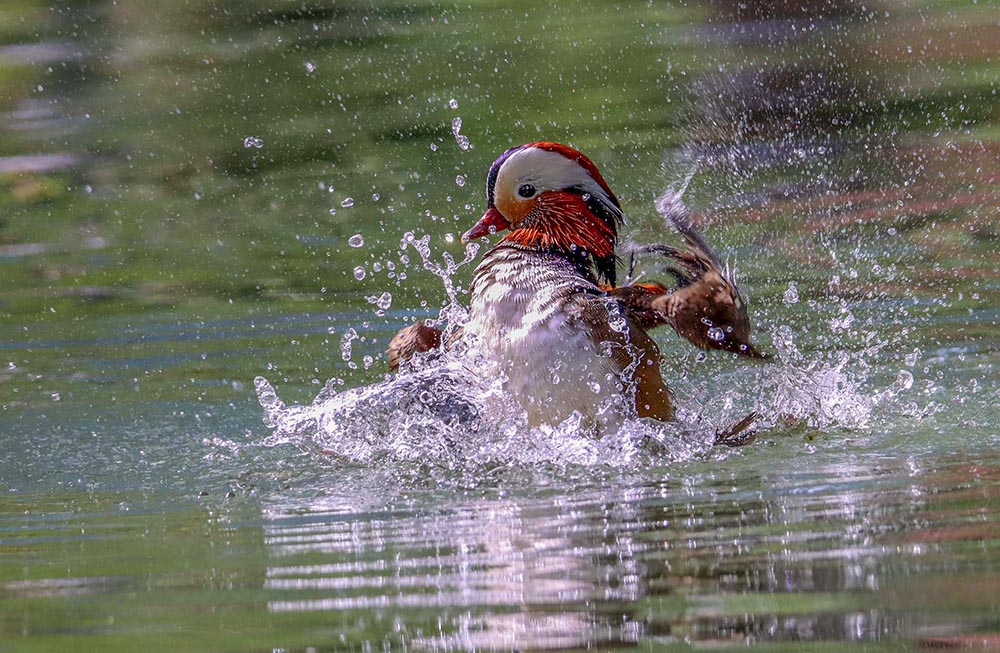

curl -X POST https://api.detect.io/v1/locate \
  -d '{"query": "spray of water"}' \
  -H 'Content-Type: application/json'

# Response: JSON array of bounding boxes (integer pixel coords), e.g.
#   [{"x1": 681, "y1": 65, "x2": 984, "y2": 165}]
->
[{"x1": 255, "y1": 180, "x2": 912, "y2": 468}]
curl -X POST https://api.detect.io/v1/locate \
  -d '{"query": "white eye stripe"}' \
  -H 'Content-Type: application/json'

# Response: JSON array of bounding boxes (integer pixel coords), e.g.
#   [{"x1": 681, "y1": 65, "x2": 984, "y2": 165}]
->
[{"x1": 496, "y1": 147, "x2": 613, "y2": 207}]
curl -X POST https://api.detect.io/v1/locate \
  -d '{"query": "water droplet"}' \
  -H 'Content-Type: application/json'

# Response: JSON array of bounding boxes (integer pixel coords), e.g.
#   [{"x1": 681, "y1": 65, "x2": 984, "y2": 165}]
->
[
  {"x1": 896, "y1": 369, "x2": 914, "y2": 390},
  {"x1": 339, "y1": 328, "x2": 358, "y2": 362},
  {"x1": 455, "y1": 175, "x2": 466, "y2": 187},
  {"x1": 606, "y1": 304, "x2": 627, "y2": 333},
  {"x1": 243, "y1": 136, "x2": 264, "y2": 149},
  {"x1": 348, "y1": 234, "x2": 364, "y2": 248},
  {"x1": 341, "y1": 197, "x2": 355, "y2": 208},
  {"x1": 448, "y1": 98, "x2": 459, "y2": 109},
  {"x1": 451, "y1": 117, "x2": 470, "y2": 150},
  {"x1": 429, "y1": 143, "x2": 438, "y2": 152},
  {"x1": 365, "y1": 292, "x2": 393, "y2": 311},
  {"x1": 783, "y1": 281, "x2": 799, "y2": 304},
  {"x1": 773, "y1": 325, "x2": 801, "y2": 360},
  {"x1": 707, "y1": 326, "x2": 725, "y2": 342},
  {"x1": 304, "y1": 61, "x2": 316, "y2": 73},
  {"x1": 904, "y1": 348, "x2": 921, "y2": 367},
  {"x1": 353, "y1": 266, "x2": 366, "y2": 280}
]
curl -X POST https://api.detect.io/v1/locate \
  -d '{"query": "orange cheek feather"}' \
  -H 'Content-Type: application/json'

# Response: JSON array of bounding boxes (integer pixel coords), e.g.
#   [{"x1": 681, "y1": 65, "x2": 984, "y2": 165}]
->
[
  {"x1": 494, "y1": 193, "x2": 533, "y2": 225},
  {"x1": 504, "y1": 192, "x2": 615, "y2": 258}
]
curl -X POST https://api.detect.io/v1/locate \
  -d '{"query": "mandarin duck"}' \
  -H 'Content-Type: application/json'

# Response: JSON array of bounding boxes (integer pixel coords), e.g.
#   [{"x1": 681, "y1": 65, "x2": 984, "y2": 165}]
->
[{"x1": 388, "y1": 142, "x2": 764, "y2": 431}]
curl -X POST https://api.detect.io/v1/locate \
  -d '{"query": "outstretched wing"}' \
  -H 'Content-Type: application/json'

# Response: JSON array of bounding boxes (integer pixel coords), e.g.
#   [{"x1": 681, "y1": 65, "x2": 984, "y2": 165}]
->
[{"x1": 609, "y1": 194, "x2": 766, "y2": 359}]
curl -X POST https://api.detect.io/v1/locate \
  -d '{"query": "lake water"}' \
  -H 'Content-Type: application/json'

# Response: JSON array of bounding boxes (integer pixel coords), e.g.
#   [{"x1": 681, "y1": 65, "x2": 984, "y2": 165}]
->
[{"x1": 1, "y1": 1, "x2": 998, "y2": 651}]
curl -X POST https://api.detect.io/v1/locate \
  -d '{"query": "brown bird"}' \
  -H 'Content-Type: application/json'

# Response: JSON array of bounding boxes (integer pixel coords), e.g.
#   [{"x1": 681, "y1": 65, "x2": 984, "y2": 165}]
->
[{"x1": 388, "y1": 142, "x2": 763, "y2": 432}]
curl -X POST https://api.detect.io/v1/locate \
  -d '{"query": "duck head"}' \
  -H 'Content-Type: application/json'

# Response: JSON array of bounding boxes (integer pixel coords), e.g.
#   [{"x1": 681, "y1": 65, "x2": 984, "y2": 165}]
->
[{"x1": 461, "y1": 142, "x2": 624, "y2": 285}]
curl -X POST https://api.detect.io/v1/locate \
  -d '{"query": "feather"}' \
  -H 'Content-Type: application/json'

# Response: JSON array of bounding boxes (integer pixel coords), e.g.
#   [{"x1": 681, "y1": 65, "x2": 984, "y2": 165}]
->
[
  {"x1": 574, "y1": 295, "x2": 674, "y2": 421},
  {"x1": 617, "y1": 192, "x2": 767, "y2": 359},
  {"x1": 387, "y1": 322, "x2": 443, "y2": 371}
]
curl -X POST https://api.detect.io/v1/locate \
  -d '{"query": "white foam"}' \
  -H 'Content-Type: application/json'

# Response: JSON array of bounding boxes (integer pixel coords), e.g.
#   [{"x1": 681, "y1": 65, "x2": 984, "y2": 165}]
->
[{"x1": 255, "y1": 228, "x2": 906, "y2": 469}]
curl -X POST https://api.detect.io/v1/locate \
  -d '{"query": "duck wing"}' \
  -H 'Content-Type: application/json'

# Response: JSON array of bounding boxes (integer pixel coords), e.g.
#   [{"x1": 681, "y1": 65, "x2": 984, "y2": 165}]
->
[
  {"x1": 609, "y1": 193, "x2": 766, "y2": 359},
  {"x1": 573, "y1": 295, "x2": 674, "y2": 421},
  {"x1": 387, "y1": 322, "x2": 443, "y2": 371}
]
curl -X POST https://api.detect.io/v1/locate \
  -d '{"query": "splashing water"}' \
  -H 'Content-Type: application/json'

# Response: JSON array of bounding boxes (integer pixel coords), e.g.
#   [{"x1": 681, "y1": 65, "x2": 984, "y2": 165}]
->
[
  {"x1": 255, "y1": 192, "x2": 911, "y2": 468},
  {"x1": 254, "y1": 231, "x2": 723, "y2": 467},
  {"x1": 754, "y1": 326, "x2": 877, "y2": 430},
  {"x1": 783, "y1": 281, "x2": 799, "y2": 304},
  {"x1": 398, "y1": 231, "x2": 478, "y2": 330},
  {"x1": 254, "y1": 364, "x2": 712, "y2": 468}
]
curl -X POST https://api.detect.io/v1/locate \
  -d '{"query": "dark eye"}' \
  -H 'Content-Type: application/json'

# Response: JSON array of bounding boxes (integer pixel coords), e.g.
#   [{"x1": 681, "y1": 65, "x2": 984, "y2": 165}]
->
[{"x1": 517, "y1": 184, "x2": 536, "y2": 199}]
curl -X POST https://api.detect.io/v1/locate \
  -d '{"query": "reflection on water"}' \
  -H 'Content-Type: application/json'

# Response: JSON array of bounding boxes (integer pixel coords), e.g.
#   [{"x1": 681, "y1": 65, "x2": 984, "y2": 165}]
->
[
  {"x1": 253, "y1": 458, "x2": 1000, "y2": 650},
  {"x1": 6, "y1": 455, "x2": 994, "y2": 651}
]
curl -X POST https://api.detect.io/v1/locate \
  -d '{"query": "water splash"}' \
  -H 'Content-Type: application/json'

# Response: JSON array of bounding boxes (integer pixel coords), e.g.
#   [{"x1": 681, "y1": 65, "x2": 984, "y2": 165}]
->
[
  {"x1": 254, "y1": 314, "x2": 900, "y2": 469},
  {"x1": 783, "y1": 281, "x2": 800, "y2": 304},
  {"x1": 254, "y1": 363, "x2": 711, "y2": 469},
  {"x1": 255, "y1": 199, "x2": 914, "y2": 469},
  {"x1": 254, "y1": 229, "x2": 724, "y2": 467},
  {"x1": 758, "y1": 326, "x2": 877, "y2": 429},
  {"x1": 399, "y1": 231, "x2": 479, "y2": 330}
]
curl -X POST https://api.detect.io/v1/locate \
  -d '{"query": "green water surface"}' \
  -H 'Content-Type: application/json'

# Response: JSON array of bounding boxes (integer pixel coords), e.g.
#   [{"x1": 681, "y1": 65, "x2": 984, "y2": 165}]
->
[{"x1": 1, "y1": 1, "x2": 998, "y2": 651}]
